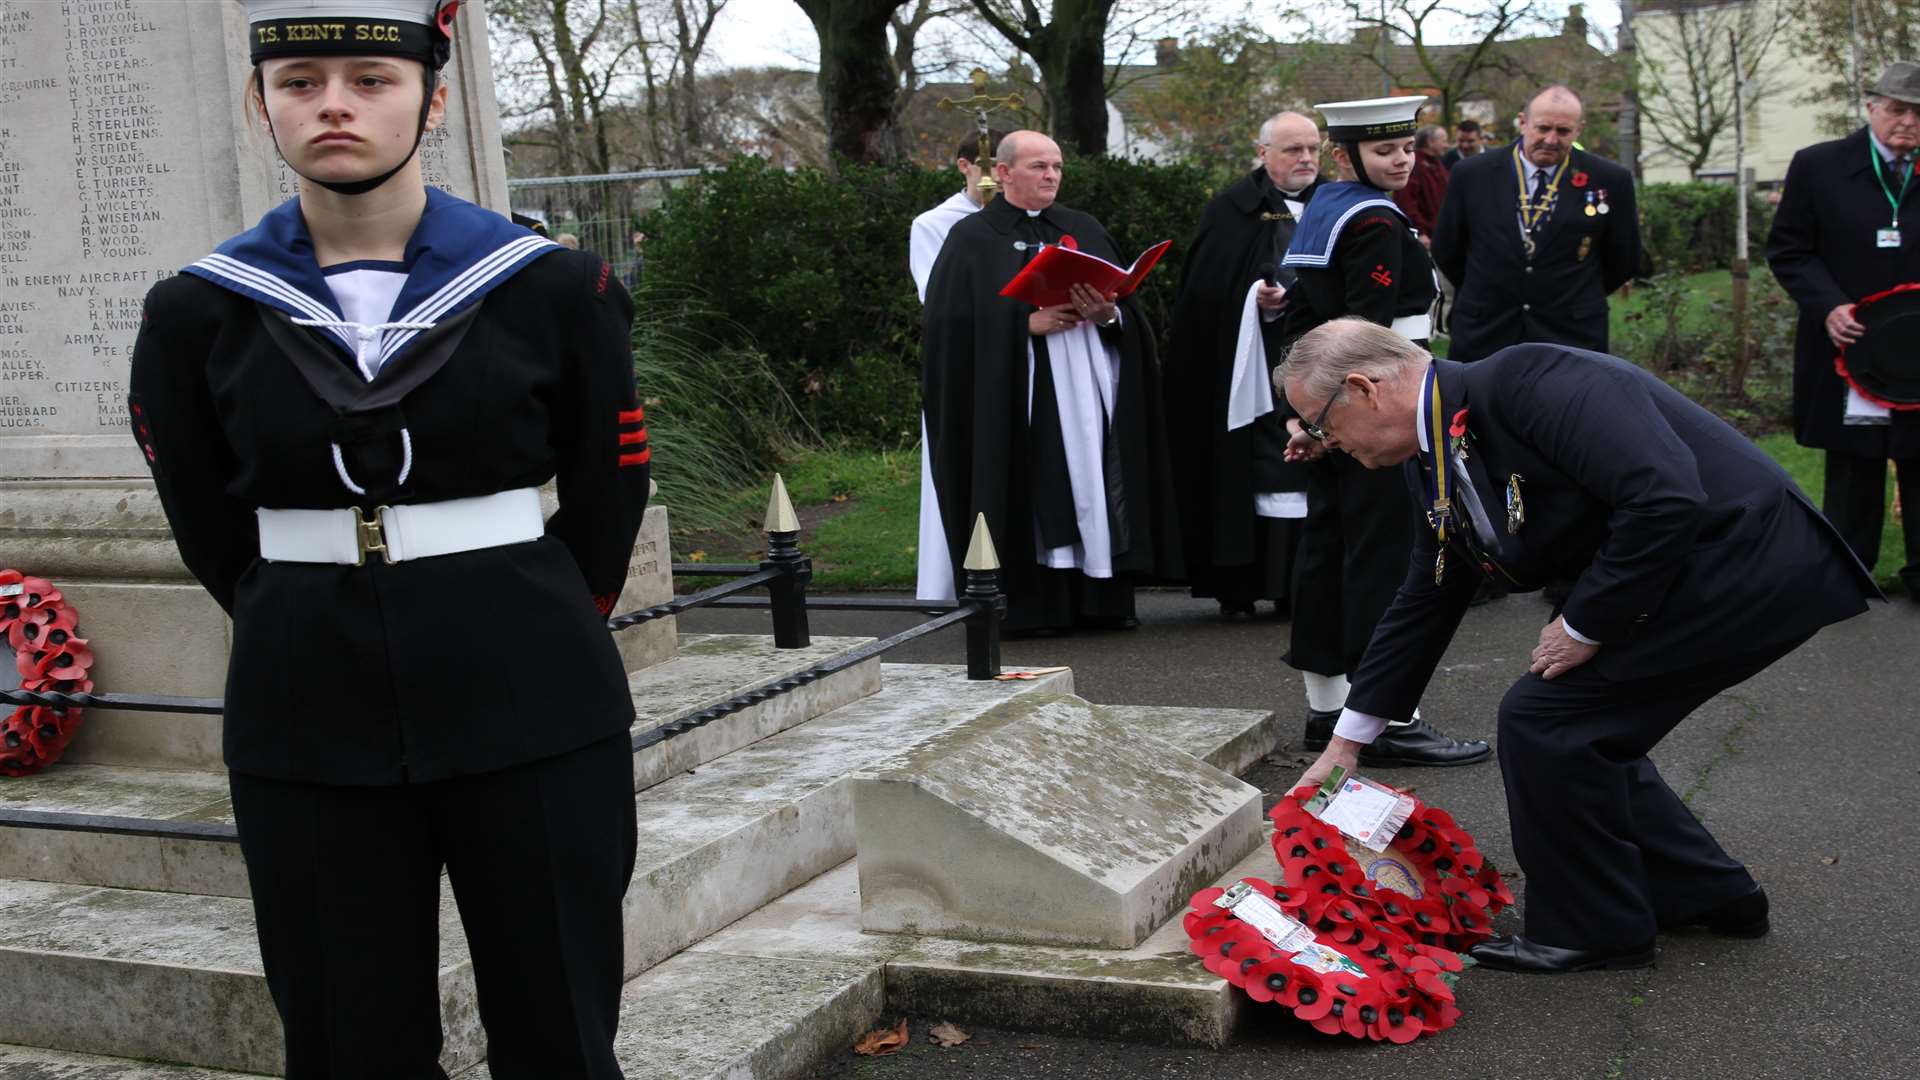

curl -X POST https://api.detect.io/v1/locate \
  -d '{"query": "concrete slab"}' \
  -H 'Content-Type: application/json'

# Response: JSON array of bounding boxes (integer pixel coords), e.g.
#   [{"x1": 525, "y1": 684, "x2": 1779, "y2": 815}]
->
[
  {"x1": 0, "y1": 880, "x2": 482, "y2": 1076},
  {"x1": 1091, "y1": 703, "x2": 1279, "y2": 776},
  {"x1": 0, "y1": 1042, "x2": 255, "y2": 1077},
  {"x1": 853, "y1": 694, "x2": 1264, "y2": 949},
  {"x1": 620, "y1": 664, "x2": 1075, "y2": 976}
]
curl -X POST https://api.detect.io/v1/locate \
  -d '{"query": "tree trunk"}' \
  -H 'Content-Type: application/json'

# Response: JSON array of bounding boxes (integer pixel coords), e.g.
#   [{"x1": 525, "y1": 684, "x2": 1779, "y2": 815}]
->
[
  {"x1": 798, "y1": 0, "x2": 906, "y2": 165},
  {"x1": 1046, "y1": 15, "x2": 1108, "y2": 156}
]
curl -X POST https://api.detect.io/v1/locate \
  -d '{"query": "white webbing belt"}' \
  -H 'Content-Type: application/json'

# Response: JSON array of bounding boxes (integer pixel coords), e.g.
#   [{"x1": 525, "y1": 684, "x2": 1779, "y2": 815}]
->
[
  {"x1": 1391, "y1": 314, "x2": 1433, "y2": 341},
  {"x1": 257, "y1": 487, "x2": 544, "y2": 566}
]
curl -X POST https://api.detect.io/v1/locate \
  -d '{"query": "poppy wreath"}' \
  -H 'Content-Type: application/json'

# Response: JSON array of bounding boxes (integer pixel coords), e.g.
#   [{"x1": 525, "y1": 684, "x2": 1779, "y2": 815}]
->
[
  {"x1": 1269, "y1": 783, "x2": 1514, "y2": 952},
  {"x1": 0, "y1": 570, "x2": 95, "y2": 777},
  {"x1": 1184, "y1": 877, "x2": 1465, "y2": 1042}
]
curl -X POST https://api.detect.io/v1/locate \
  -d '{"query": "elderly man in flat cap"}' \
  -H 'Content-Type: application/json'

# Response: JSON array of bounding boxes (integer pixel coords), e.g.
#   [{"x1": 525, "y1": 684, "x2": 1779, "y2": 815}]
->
[{"x1": 1768, "y1": 61, "x2": 1920, "y2": 601}]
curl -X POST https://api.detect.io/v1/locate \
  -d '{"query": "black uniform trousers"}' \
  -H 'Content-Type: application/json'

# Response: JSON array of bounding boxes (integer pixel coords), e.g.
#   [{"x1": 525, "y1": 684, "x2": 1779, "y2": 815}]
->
[
  {"x1": 1287, "y1": 452, "x2": 1421, "y2": 675},
  {"x1": 1823, "y1": 450, "x2": 1920, "y2": 594},
  {"x1": 229, "y1": 732, "x2": 638, "y2": 1080},
  {"x1": 1495, "y1": 634, "x2": 1809, "y2": 951}
]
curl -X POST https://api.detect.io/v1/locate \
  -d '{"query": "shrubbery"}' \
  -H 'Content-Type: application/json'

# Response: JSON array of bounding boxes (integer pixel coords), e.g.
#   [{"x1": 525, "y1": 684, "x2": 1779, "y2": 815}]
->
[
  {"x1": 638, "y1": 154, "x2": 1217, "y2": 447},
  {"x1": 1638, "y1": 182, "x2": 1775, "y2": 274},
  {"x1": 637, "y1": 158, "x2": 1780, "y2": 452}
]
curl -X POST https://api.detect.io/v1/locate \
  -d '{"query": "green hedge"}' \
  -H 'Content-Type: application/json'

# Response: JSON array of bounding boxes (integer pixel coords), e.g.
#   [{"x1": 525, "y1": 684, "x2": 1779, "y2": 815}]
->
[
  {"x1": 1639, "y1": 182, "x2": 1775, "y2": 275},
  {"x1": 639, "y1": 155, "x2": 1216, "y2": 446}
]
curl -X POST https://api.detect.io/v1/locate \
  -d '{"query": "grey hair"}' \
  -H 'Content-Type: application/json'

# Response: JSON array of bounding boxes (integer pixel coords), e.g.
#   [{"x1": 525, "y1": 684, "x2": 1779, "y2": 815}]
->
[
  {"x1": 1522, "y1": 84, "x2": 1586, "y2": 119},
  {"x1": 1258, "y1": 111, "x2": 1318, "y2": 147},
  {"x1": 1276, "y1": 317, "x2": 1429, "y2": 405},
  {"x1": 1415, "y1": 124, "x2": 1447, "y2": 150}
]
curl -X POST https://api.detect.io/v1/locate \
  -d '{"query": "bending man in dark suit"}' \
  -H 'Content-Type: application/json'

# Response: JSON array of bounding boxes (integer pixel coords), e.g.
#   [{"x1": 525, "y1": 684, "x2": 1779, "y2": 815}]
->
[
  {"x1": 1280, "y1": 318, "x2": 1879, "y2": 974},
  {"x1": 1433, "y1": 85, "x2": 1641, "y2": 362},
  {"x1": 1766, "y1": 61, "x2": 1920, "y2": 599}
]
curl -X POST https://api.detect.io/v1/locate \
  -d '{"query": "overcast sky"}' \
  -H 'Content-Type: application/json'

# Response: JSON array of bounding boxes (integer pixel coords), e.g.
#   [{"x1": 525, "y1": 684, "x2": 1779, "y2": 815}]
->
[{"x1": 703, "y1": 1, "x2": 1625, "y2": 73}]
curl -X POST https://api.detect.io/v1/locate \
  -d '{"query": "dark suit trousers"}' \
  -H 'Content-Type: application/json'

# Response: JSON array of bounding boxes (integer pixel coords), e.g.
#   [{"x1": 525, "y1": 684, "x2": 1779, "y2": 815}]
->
[
  {"x1": 1287, "y1": 452, "x2": 1420, "y2": 675},
  {"x1": 1495, "y1": 636, "x2": 1809, "y2": 950},
  {"x1": 1822, "y1": 449, "x2": 1920, "y2": 591},
  {"x1": 229, "y1": 732, "x2": 638, "y2": 1080}
]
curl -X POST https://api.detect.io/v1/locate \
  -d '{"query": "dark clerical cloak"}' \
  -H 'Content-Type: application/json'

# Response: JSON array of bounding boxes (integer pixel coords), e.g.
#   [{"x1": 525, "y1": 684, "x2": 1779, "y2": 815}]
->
[
  {"x1": 1165, "y1": 168, "x2": 1319, "y2": 604},
  {"x1": 921, "y1": 194, "x2": 1182, "y2": 631}
]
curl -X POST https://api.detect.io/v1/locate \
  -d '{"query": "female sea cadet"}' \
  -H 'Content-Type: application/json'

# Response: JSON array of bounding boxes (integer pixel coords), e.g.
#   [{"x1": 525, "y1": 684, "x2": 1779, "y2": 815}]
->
[{"x1": 126, "y1": 2, "x2": 649, "y2": 1075}]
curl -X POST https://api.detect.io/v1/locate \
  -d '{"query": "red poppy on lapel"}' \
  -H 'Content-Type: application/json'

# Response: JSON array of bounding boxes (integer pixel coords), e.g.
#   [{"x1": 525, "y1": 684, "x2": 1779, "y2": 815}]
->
[
  {"x1": 1448, "y1": 408, "x2": 1469, "y2": 439},
  {"x1": 1572, "y1": 171, "x2": 1589, "y2": 188}
]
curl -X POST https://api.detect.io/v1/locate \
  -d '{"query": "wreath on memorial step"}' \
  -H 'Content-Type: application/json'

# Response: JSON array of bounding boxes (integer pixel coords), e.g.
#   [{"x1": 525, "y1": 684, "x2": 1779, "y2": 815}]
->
[
  {"x1": 1269, "y1": 782, "x2": 1513, "y2": 952},
  {"x1": 1184, "y1": 877, "x2": 1466, "y2": 1042},
  {"x1": 0, "y1": 570, "x2": 95, "y2": 777}
]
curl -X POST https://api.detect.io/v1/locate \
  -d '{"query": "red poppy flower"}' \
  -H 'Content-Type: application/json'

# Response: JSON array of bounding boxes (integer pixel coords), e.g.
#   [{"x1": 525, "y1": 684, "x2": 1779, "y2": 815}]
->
[
  {"x1": 1373, "y1": 1001, "x2": 1426, "y2": 1043},
  {"x1": 1201, "y1": 921, "x2": 1269, "y2": 980},
  {"x1": 27, "y1": 635, "x2": 92, "y2": 684},
  {"x1": 1448, "y1": 408, "x2": 1469, "y2": 439},
  {"x1": 1572, "y1": 171, "x2": 1589, "y2": 188}
]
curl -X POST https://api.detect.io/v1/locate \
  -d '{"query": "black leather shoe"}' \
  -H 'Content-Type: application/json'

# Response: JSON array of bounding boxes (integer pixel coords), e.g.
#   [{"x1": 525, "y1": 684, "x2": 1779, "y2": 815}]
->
[
  {"x1": 1664, "y1": 886, "x2": 1769, "y2": 939},
  {"x1": 1300, "y1": 712, "x2": 1492, "y2": 767},
  {"x1": 1469, "y1": 935, "x2": 1655, "y2": 974}
]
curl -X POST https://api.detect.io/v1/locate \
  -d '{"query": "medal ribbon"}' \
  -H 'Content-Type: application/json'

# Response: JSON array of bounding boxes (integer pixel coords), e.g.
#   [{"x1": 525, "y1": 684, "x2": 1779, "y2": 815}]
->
[
  {"x1": 1869, "y1": 142, "x2": 1911, "y2": 229},
  {"x1": 1424, "y1": 364, "x2": 1451, "y2": 551},
  {"x1": 1512, "y1": 144, "x2": 1568, "y2": 238}
]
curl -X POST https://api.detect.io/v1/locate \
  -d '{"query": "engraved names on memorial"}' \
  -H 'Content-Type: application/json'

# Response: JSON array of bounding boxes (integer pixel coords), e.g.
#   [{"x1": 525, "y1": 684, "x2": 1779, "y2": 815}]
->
[{"x1": 1, "y1": 0, "x2": 506, "y2": 476}]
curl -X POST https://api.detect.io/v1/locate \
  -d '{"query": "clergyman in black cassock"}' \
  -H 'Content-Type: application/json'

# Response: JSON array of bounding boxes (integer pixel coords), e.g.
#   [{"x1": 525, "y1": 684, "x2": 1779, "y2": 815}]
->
[
  {"x1": 1163, "y1": 111, "x2": 1322, "y2": 616},
  {"x1": 1281, "y1": 321, "x2": 1880, "y2": 974},
  {"x1": 1765, "y1": 63, "x2": 1920, "y2": 598},
  {"x1": 920, "y1": 131, "x2": 1182, "y2": 633},
  {"x1": 1433, "y1": 85, "x2": 1641, "y2": 363}
]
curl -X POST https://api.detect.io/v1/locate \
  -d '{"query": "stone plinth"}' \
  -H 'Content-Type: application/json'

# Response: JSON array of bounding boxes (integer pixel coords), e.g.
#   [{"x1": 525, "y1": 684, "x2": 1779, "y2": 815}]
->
[{"x1": 851, "y1": 694, "x2": 1264, "y2": 950}]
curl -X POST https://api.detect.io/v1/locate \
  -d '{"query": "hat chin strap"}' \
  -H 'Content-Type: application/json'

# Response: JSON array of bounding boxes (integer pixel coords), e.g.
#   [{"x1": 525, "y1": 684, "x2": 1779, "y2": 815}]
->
[
  {"x1": 260, "y1": 67, "x2": 438, "y2": 197},
  {"x1": 1342, "y1": 141, "x2": 1383, "y2": 190}
]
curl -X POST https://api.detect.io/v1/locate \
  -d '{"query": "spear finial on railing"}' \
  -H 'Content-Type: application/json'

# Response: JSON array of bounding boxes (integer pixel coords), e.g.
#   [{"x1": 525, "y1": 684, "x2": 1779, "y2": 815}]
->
[
  {"x1": 761, "y1": 473, "x2": 811, "y2": 649},
  {"x1": 962, "y1": 513, "x2": 1003, "y2": 680}
]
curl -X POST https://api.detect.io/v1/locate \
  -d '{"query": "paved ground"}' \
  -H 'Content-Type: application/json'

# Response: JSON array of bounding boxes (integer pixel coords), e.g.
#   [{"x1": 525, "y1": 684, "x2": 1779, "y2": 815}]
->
[{"x1": 680, "y1": 589, "x2": 1920, "y2": 1080}]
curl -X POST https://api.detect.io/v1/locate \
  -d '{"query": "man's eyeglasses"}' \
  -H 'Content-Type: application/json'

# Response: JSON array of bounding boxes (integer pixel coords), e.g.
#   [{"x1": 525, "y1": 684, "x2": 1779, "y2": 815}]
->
[{"x1": 1300, "y1": 376, "x2": 1380, "y2": 442}]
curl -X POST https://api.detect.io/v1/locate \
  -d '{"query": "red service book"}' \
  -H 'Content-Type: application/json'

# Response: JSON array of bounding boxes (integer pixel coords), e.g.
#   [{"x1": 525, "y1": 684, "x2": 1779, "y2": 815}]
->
[{"x1": 999, "y1": 238, "x2": 1173, "y2": 308}]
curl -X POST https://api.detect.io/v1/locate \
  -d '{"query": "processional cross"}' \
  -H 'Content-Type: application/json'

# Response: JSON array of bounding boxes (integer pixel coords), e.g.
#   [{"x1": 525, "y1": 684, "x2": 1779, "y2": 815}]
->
[{"x1": 936, "y1": 68, "x2": 1025, "y2": 201}]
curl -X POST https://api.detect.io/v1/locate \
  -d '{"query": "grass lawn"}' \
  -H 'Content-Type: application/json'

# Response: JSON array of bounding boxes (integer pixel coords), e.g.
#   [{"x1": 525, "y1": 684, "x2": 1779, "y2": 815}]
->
[
  {"x1": 676, "y1": 433, "x2": 1906, "y2": 594},
  {"x1": 1755, "y1": 434, "x2": 1906, "y2": 589}
]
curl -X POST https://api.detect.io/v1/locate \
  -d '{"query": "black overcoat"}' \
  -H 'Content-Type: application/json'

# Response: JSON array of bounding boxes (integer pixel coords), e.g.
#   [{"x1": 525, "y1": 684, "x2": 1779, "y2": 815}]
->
[
  {"x1": 1434, "y1": 147, "x2": 1639, "y2": 363},
  {"x1": 1765, "y1": 126, "x2": 1920, "y2": 457},
  {"x1": 920, "y1": 194, "x2": 1182, "y2": 599},
  {"x1": 1345, "y1": 346, "x2": 1877, "y2": 721},
  {"x1": 128, "y1": 249, "x2": 650, "y2": 785},
  {"x1": 1163, "y1": 169, "x2": 1316, "y2": 586}
]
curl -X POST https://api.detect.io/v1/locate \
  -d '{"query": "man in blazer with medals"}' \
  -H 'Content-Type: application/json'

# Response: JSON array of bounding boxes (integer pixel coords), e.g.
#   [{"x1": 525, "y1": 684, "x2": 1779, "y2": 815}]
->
[
  {"x1": 1766, "y1": 62, "x2": 1920, "y2": 599},
  {"x1": 1279, "y1": 319, "x2": 1879, "y2": 974},
  {"x1": 1433, "y1": 85, "x2": 1641, "y2": 363}
]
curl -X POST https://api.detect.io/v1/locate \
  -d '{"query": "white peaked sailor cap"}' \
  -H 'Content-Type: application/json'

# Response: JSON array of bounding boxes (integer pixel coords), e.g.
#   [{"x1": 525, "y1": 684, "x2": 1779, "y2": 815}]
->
[
  {"x1": 245, "y1": 0, "x2": 460, "y2": 69},
  {"x1": 1314, "y1": 95, "x2": 1429, "y2": 142}
]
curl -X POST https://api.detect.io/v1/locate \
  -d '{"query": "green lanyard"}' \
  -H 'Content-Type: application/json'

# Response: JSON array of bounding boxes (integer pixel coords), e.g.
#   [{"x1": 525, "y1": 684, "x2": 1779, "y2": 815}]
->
[{"x1": 1870, "y1": 143, "x2": 1912, "y2": 228}]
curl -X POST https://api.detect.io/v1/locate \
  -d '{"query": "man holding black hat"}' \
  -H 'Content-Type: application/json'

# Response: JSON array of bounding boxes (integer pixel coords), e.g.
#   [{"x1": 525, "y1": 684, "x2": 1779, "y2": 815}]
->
[{"x1": 1767, "y1": 61, "x2": 1920, "y2": 599}]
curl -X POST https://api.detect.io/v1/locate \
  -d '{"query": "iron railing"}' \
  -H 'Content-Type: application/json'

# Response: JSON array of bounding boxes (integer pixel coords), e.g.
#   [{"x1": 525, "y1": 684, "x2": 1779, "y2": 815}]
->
[{"x1": 0, "y1": 511, "x2": 1004, "y2": 844}]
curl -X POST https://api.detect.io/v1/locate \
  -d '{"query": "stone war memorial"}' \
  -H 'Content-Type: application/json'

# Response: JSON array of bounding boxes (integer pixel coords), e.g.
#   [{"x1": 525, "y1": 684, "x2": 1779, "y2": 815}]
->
[{"x1": 0, "y1": 3, "x2": 1291, "y2": 1077}]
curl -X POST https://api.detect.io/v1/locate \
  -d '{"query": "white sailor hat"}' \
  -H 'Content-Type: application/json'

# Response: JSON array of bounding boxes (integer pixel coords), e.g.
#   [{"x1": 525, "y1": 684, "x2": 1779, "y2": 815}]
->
[
  {"x1": 1314, "y1": 95, "x2": 1428, "y2": 142},
  {"x1": 245, "y1": 0, "x2": 459, "y2": 69}
]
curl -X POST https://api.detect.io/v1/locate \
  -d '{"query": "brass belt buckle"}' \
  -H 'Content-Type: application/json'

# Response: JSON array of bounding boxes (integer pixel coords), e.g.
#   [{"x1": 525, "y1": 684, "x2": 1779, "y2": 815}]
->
[{"x1": 353, "y1": 506, "x2": 393, "y2": 566}]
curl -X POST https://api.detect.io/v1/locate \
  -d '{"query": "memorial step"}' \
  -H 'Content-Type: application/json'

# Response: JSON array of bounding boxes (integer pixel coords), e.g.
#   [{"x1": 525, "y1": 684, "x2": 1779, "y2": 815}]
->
[
  {"x1": 0, "y1": 664, "x2": 1077, "y2": 1073},
  {"x1": 0, "y1": 633, "x2": 883, "y2": 898}
]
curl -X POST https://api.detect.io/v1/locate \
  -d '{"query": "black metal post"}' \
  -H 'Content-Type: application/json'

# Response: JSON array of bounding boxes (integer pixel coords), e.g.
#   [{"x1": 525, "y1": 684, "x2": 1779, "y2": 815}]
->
[
  {"x1": 762, "y1": 528, "x2": 812, "y2": 649},
  {"x1": 963, "y1": 564, "x2": 1004, "y2": 680}
]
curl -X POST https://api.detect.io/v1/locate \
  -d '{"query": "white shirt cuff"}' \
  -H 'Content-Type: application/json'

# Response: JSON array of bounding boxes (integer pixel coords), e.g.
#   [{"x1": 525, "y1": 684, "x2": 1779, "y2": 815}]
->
[
  {"x1": 1332, "y1": 707, "x2": 1392, "y2": 745},
  {"x1": 1562, "y1": 619, "x2": 1600, "y2": 645}
]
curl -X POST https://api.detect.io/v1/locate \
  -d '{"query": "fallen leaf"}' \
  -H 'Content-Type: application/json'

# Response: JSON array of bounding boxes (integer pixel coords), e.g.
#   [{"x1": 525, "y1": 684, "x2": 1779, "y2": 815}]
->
[
  {"x1": 928, "y1": 1021, "x2": 971, "y2": 1047},
  {"x1": 854, "y1": 1018, "x2": 908, "y2": 1056},
  {"x1": 1820, "y1": 855, "x2": 1838, "y2": 866},
  {"x1": 686, "y1": 550, "x2": 707, "y2": 563},
  {"x1": 831, "y1": 493, "x2": 850, "y2": 503}
]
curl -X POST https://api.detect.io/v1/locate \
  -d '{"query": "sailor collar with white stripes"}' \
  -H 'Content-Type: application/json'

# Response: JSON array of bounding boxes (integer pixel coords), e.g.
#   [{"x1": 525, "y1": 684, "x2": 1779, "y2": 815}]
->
[{"x1": 184, "y1": 187, "x2": 558, "y2": 377}]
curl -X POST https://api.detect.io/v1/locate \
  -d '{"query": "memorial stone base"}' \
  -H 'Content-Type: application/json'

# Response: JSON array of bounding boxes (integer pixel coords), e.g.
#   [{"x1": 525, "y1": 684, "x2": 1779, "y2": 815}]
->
[{"x1": 850, "y1": 694, "x2": 1265, "y2": 949}]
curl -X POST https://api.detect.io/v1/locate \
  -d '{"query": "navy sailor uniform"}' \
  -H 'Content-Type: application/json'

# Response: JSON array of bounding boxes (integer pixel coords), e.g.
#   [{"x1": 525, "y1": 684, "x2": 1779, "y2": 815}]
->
[{"x1": 129, "y1": 188, "x2": 648, "y2": 1079}]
